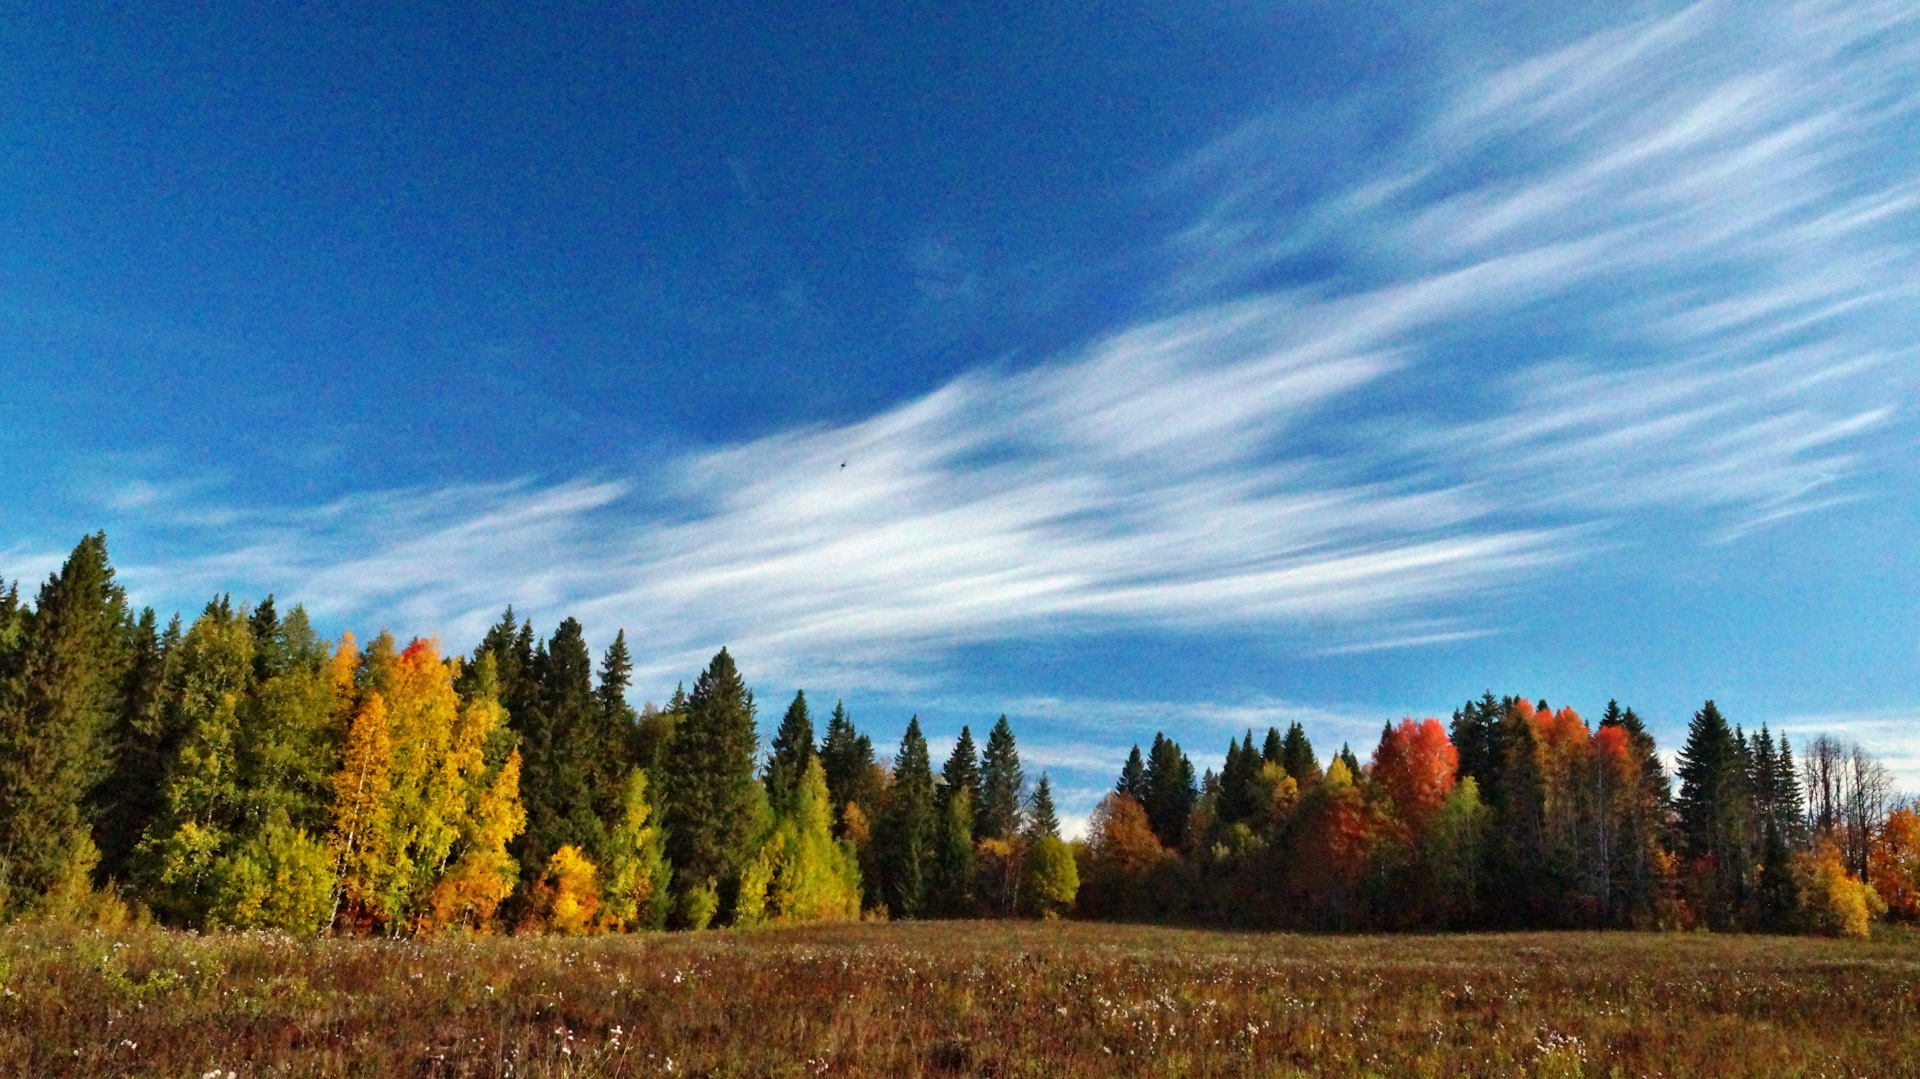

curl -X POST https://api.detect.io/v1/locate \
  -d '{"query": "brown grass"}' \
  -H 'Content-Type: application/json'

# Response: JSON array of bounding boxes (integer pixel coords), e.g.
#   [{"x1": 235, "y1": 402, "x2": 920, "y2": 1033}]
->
[{"x1": 1, "y1": 919, "x2": 1916, "y2": 1077}]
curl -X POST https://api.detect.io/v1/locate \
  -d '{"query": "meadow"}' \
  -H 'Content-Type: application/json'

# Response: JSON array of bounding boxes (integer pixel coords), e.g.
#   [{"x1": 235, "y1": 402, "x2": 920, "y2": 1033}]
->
[{"x1": 1, "y1": 921, "x2": 1916, "y2": 1078}]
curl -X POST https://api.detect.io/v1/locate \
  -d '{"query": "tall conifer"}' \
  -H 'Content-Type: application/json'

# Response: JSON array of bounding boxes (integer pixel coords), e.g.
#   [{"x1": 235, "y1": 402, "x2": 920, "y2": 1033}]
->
[
  {"x1": 0, "y1": 534, "x2": 131, "y2": 912},
  {"x1": 661, "y1": 648, "x2": 760, "y2": 918},
  {"x1": 978, "y1": 715, "x2": 1025, "y2": 841},
  {"x1": 878, "y1": 716, "x2": 935, "y2": 918}
]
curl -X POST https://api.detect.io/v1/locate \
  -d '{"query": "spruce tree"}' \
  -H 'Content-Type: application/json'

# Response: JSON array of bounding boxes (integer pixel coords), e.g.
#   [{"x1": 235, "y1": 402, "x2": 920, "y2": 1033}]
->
[
  {"x1": 1143, "y1": 733, "x2": 1196, "y2": 850},
  {"x1": 661, "y1": 648, "x2": 760, "y2": 917},
  {"x1": 1676, "y1": 700, "x2": 1752, "y2": 927},
  {"x1": 1117, "y1": 745, "x2": 1148, "y2": 801},
  {"x1": 1280, "y1": 722, "x2": 1322, "y2": 785},
  {"x1": 978, "y1": 715, "x2": 1025, "y2": 841},
  {"x1": 94, "y1": 607, "x2": 173, "y2": 885},
  {"x1": 820, "y1": 700, "x2": 880, "y2": 831},
  {"x1": 878, "y1": 716, "x2": 936, "y2": 918},
  {"x1": 765, "y1": 690, "x2": 816, "y2": 811},
  {"x1": 930, "y1": 785, "x2": 977, "y2": 916},
  {"x1": 940, "y1": 725, "x2": 981, "y2": 818},
  {"x1": 1261, "y1": 726, "x2": 1284, "y2": 767},
  {"x1": 1027, "y1": 773, "x2": 1060, "y2": 840},
  {"x1": 1338, "y1": 743, "x2": 1362, "y2": 778},
  {"x1": 1217, "y1": 731, "x2": 1262, "y2": 826},
  {"x1": 0, "y1": 533, "x2": 132, "y2": 913}
]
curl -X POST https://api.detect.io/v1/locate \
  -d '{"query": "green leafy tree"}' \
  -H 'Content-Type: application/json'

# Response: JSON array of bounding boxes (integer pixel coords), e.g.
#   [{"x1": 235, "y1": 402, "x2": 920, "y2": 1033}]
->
[
  {"x1": 741, "y1": 757, "x2": 861, "y2": 924},
  {"x1": 1021, "y1": 834, "x2": 1079, "y2": 917},
  {"x1": 661, "y1": 648, "x2": 760, "y2": 923},
  {"x1": 595, "y1": 766, "x2": 672, "y2": 931}
]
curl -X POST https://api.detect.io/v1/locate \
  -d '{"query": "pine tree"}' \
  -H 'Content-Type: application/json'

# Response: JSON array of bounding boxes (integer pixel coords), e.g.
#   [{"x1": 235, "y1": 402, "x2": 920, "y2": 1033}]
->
[
  {"x1": 978, "y1": 715, "x2": 1025, "y2": 842},
  {"x1": 1117, "y1": 745, "x2": 1148, "y2": 801},
  {"x1": 0, "y1": 533, "x2": 131, "y2": 913},
  {"x1": 1280, "y1": 722, "x2": 1322, "y2": 786},
  {"x1": 766, "y1": 690, "x2": 816, "y2": 811},
  {"x1": 1027, "y1": 774, "x2": 1060, "y2": 840},
  {"x1": 661, "y1": 648, "x2": 760, "y2": 920},
  {"x1": 877, "y1": 716, "x2": 936, "y2": 918},
  {"x1": 1262, "y1": 726, "x2": 1284, "y2": 767}
]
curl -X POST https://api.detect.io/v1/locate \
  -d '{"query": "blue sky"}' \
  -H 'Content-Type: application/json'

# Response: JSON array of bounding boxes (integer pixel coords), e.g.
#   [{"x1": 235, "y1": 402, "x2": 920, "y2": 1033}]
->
[{"x1": 4, "y1": 0, "x2": 1917, "y2": 831}]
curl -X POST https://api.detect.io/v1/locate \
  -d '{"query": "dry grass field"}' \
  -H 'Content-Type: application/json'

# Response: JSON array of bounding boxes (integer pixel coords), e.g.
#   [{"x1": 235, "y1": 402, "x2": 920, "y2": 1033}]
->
[{"x1": 1, "y1": 919, "x2": 1916, "y2": 1077}]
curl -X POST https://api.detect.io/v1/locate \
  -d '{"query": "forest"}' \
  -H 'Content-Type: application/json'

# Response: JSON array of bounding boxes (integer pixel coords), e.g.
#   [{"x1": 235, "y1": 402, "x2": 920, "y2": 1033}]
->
[{"x1": 0, "y1": 532, "x2": 1911, "y2": 939}]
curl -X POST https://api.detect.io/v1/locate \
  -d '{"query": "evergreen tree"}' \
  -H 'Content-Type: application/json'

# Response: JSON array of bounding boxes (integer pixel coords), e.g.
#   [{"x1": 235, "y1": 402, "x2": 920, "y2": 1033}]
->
[
  {"x1": 1262, "y1": 726, "x2": 1284, "y2": 767},
  {"x1": 1143, "y1": 733, "x2": 1196, "y2": 850},
  {"x1": 977, "y1": 715, "x2": 1025, "y2": 841},
  {"x1": 1027, "y1": 773, "x2": 1060, "y2": 840},
  {"x1": 1217, "y1": 731, "x2": 1262, "y2": 826},
  {"x1": 1676, "y1": 700, "x2": 1753, "y2": 927},
  {"x1": 819, "y1": 700, "x2": 880, "y2": 833},
  {"x1": 940, "y1": 725, "x2": 981, "y2": 818},
  {"x1": 660, "y1": 648, "x2": 760, "y2": 920},
  {"x1": 1772, "y1": 736, "x2": 1807, "y2": 849},
  {"x1": 930, "y1": 785, "x2": 977, "y2": 916},
  {"x1": 877, "y1": 716, "x2": 936, "y2": 918},
  {"x1": 0, "y1": 533, "x2": 132, "y2": 913},
  {"x1": 1280, "y1": 722, "x2": 1322, "y2": 786},
  {"x1": 765, "y1": 689, "x2": 816, "y2": 811},
  {"x1": 1338, "y1": 743, "x2": 1362, "y2": 778},
  {"x1": 1117, "y1": 745, "x2": 1148, "y2": 801},
  {"x1": 94, "y1": 607, "x2": 174, "y2": 885}
]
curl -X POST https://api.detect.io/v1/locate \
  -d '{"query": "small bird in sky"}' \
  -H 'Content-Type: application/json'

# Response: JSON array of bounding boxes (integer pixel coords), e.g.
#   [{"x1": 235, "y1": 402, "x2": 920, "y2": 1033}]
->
[{"x1": 840, "y1": 461, "x2": 846, "y2": 468}]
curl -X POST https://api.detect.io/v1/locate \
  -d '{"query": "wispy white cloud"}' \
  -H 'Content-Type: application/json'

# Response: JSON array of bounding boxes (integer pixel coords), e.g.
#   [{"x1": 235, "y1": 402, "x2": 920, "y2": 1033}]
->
[{"x1": 100, "y1": 0, "x2": 1918, "y2": 708}]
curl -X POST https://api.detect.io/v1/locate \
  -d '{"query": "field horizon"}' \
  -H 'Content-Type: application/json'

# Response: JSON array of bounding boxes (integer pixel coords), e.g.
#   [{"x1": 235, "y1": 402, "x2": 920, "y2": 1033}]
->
[{"x1": 4, "y1": 918, "x2": 1916, "y2": 1077}]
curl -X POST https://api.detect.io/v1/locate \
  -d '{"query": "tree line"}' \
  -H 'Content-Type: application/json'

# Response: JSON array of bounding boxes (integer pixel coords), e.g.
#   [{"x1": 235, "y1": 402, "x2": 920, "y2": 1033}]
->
[{"x1": 0, "y1": 534, "x2": 1912, "y2": 937}]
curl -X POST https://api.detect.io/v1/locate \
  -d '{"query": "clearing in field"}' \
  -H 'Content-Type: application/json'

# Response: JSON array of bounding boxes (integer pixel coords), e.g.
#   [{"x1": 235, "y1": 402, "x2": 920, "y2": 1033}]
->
[{"x1": 3, "y1": 920, "x2": 1916, "y2": 1077}]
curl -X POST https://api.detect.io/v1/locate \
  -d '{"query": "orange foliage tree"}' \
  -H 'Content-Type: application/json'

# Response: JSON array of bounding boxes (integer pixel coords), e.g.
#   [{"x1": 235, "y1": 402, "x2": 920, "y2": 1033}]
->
[
  {"x1": 1870, "y1": 806, "x2": 1920, "y2": 921},
  {"x1": 1371, "y1": 718, "x2": 1457, "y2": 837}
]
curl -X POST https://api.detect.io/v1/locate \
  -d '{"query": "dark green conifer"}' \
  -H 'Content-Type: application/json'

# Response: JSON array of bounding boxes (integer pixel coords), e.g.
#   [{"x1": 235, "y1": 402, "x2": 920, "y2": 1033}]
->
[
  {"x1": 977, "y1": 715, "x2": 1025, "y2": 841},
  {"x1": 930, "y1": 784, "x2": 977, "y2": 916},
  {"x1": 940, "y1": 725, "x2": 981, "y2": 818},
  {"x1": 878, "y1": 716, "x2": 936, "y2": 918},
  {"x1": 661, "y1": 648, "x2": 760, "y2": 917},
  {"x1": 0, "y1": 533, "x2": 132, "y2": 913},
  {"x1": 1027, "y1": 773, "x2": 1060, "y2": 840},
  {"x1": 1143, "y1": 733, "x2": 1196, "y2": 850},
  {"x1": 1280, "y1": 722, "x2": 1321, "y2": 785},
  {"x1": 765, "y1": 689, "x2": 816, "y2": 811},
  {"x1": 1117, "y1": 745, "x2": 1148, "y2": 801},
  {"x1": 820, "y1": 700, "x2": 879, "y2": 831},
  {"x1": 1676, "y1": 700, "x2": 1752, "y2": 927},
  {"x1": 1261, "y1": 726, "x2": 1284, "y2": 767}
]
